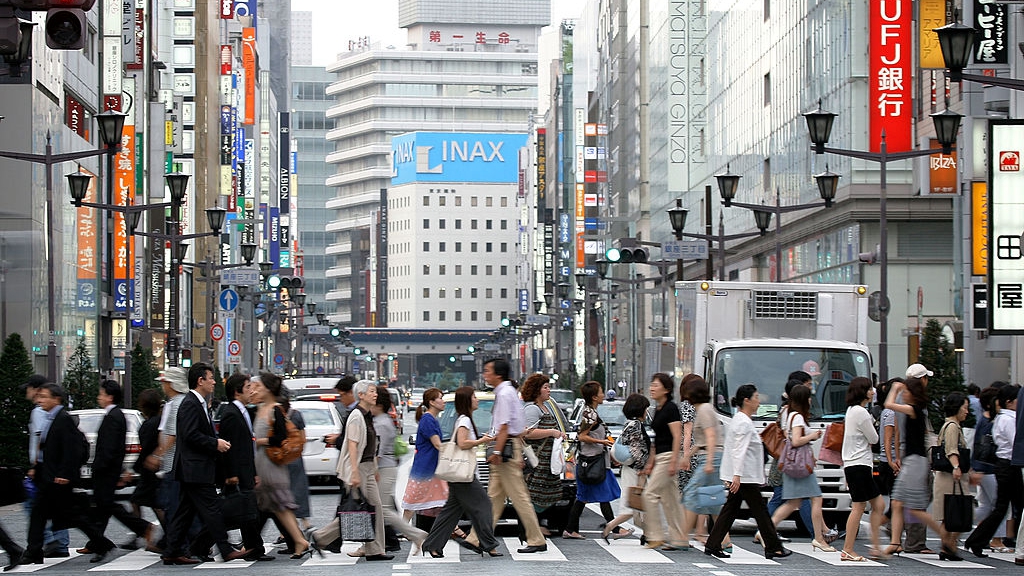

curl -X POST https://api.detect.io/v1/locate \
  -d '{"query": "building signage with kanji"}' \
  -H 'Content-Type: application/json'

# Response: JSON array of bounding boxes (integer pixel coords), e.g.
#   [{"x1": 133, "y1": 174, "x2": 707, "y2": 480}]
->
[
  {"x1": 988, "y1": 121, "x2": 1024, "y2": 333},
  {"x1": 868, "y1": 0, "x2": 911, "y2": 153}
]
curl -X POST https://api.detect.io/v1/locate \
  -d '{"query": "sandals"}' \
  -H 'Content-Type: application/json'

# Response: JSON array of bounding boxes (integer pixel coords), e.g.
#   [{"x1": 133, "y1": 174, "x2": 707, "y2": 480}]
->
[
  {"x1": 561, "y1": 531, "x2": 586, "y2": 540},
  {"x1": 840, "y1": 550, "x2": 867, "y2": 562}
]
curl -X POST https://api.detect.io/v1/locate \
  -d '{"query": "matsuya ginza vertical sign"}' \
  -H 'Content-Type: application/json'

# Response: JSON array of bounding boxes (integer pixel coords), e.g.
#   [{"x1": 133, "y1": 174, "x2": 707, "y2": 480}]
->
[
  {"x1": 869, "y1": 0, "x2": 912, "y2": 153},
  {"x1": 988, "y1": 121, "x2": 1024, "y2": 334}
]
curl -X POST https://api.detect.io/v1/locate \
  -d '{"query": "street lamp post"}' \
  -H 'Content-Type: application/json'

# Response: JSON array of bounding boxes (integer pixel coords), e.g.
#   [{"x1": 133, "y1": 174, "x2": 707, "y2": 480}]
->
[
  {"x1": 803, "y1": 101, "x2": 961, "y2": 381},
  {"x1": 0, "y1": 111, "x2": 125, "y2": 382}
]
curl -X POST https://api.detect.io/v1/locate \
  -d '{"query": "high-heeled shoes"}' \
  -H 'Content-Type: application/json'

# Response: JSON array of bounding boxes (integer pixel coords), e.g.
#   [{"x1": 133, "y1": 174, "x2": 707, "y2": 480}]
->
[
  {"x1": 811, "y1": 539, "x2": 837, "y2": 552},
  {"x1": 939, "y1": 546, "x2": 963, "y2": 561},
  {"x1": 704, "y1": 547, "x2": 730, "y2": 559},
  {"x1": 765, "y1": 548, "x2": 793, "y2": 559},
  {"x1": 423, "y1": 549, "x2": 444, "y2": 559},
  {"x1": 967, "y1": 545, "x2": 989, "y2": 558},
  {"x1": 601, "y1": 527, "x2": 635, "y2": 544},
  {"x1": 290, "y1": 545, "x2": 314, "y2": 560}
]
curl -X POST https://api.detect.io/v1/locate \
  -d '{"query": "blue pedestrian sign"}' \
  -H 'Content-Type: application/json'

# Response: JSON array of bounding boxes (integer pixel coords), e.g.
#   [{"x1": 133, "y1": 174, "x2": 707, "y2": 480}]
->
[{"x1": 219, "y1": 288, "x2": 239, "y2": 312}]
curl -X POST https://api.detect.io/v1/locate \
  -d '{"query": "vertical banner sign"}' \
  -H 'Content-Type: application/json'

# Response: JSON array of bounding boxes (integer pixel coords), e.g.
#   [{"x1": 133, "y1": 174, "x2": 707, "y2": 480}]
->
[
  {"x1": 220, "y1": 0, "x2": 232, "y2": 18},
  {"x1": 220, "y1": 45, "x2": 231, "y2": 75},
  {"x1": 973, "y1": 0, "x2": 1007, "y2": 65},
  {"x1": 121, "y1": 1, "x2": 136, "y2": 63},
  {"x1": 127, "y1": 8, "x2": 144, "y2": 70},
  {"x1": 918, "y1": 0, "x2": 946, "y2": 69},
  {"x1": 244, "y1": 139, "x2": 255, "y2": 244},
  {"x1": 242, "y1": 28, "x2": 256, "y2": 125},
  {"x1": 220, "y1": 104, "x2": 232, "y2": 199},
  {"x1": 928, "y1": 139, "x2": 957, "y2": 193},
  {"x1": 536, "y1": 128, "x2": 546, "y2": 218},
  {"x1": 378, "y1": 189, "x2": 388, "y2": 327},
  {"x1": 279, "y1": 112, "x2": 290, "y2": 268},
  {"x1": 113, "y1": 126, "x2": 136, "y2": 312},
  {"x1": 868, "y1": 0, "x2": 912, "y2": 153},
  {"x1": 149, "y1": 241, "x2": 165, "y2": 330},
  {"x1": 269, "y1": 207, "x2": 280, "y2": 269},
  {"x1": 543, "y1": 211, "x2": 554, "y2": 294},
  {"x1": 988, "y1": 121, "x2": 1024, "y2": 333},
  {"x1": 77, "y1": 168, "x2": 98, "y2": 310},
  {"x1": 972, "y1": 181, "x2": 989, "y2": 276}
]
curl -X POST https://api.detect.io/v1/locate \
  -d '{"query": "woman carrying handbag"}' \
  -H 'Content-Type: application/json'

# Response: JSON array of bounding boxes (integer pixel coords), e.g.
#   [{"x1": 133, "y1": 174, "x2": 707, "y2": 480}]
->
[
  {"x1": 563, "y1": 381, "x2": 620, "y2": 539},
  {"x1": 520, "y1": 374, "x2": 566, "y2": 529},
  {"x1": 602, "y1": 394, "x2": 650, "y2": 542}
]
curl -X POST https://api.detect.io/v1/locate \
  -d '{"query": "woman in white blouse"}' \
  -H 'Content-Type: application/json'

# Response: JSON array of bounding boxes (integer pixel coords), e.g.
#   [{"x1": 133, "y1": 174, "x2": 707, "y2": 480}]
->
[
  {"x1": 703, "y1": 384, "x2": 791, "y2": 560},
  {"x1": 839, "y1": 377, "x2": 883, "y2": 561}
]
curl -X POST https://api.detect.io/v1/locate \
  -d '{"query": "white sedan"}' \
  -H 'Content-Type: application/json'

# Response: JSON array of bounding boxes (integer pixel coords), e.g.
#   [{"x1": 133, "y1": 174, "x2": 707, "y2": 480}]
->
[{"x1": 290, "y1": 400, "x2": 343, "y2": 481}]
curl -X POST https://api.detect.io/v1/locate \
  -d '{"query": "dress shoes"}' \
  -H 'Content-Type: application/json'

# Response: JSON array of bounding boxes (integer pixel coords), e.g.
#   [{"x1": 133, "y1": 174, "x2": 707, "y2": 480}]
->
[
  {"x1": 162, "y1": 556, "x2": 201, "y2": 565},
  {"x1": 1014, "y1": 558, "x2": 1024, "y2": 566},
  {"x1": 42, "y1": 549, "x2": 69, "y2": 558},
  {"x1": 323, "y1": 543, "x2": 342, "y2": 554},
  {"x1": 277, "y1": 548, "x2": 295, "y2": 555},
  {"x1": 3, "y1": 548, "x2": 25, "y2": 572},
  {"x1": 222, "y1": 549, "x2": 249, "y2": 562},
  {"x1": 195, "y1": 555, "x2": 215, "y2": 563},
  {"x1": 244, "y1": 554, "x2": 275, "y2": 562},
  {"x1": 76, "y1": 547, "x2": 92, "y2": 555},
  {"x1": 90, "y1": 550, "x2": 112, "y2": 564},
  {"x1": 364, "y1": 554, "x2": 394, "y2": 561},
  {"x1": 516, "y1": 545, "x2": 548, "y2": 554}
]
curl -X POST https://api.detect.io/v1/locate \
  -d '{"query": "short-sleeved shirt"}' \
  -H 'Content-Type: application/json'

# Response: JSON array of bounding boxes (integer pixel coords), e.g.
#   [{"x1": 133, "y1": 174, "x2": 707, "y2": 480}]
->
[
  {"x1": 490, "y1": 380, "x2": 525, "y2": 436},
  {"x1": 373, "y1": 413, "x2": 397, "y2": 469},
  {"x1": 410, "y1": 412, "x2": 441, "y2": 479},
  {"x1": 159, "y1": 394, "x2": 184, "y2": 474},
  {"x1": 788, "y1": 412, "x2": 809, "y2": 439},
  {"x1": 693, "y1": 403, "x2": 723, "y2": 450},
  {"x1": 651, "y1": 401, "x2": 682, "y2": 453},
  {"x1": 878, "y1": 408, "x2": 897, "y2": 462},
  {"x1": 523, "y1": 402, "x2": 546, "y2": 429}
]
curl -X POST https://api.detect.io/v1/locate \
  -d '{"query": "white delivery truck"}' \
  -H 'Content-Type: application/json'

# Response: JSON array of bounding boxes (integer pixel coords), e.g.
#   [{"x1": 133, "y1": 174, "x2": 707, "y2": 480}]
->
[{"x1": 674, "y1": 280, "x2": 873, "y2": 521}]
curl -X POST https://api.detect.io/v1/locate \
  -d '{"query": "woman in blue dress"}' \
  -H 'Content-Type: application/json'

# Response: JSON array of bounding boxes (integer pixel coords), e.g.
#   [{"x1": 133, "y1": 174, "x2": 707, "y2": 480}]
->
[
  {"x1": 562, "y1": 381, "x2": 620, "y2": 539},
  {"x1": 402, "y1": 387, "x2": 449, "y2": 522}
]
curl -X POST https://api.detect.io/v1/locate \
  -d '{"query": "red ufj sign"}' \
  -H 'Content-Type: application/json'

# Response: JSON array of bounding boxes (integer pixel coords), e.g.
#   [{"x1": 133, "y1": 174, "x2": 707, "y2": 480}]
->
[{"x1": 869, "y1": 0, "x2": 911, "y2": 153}]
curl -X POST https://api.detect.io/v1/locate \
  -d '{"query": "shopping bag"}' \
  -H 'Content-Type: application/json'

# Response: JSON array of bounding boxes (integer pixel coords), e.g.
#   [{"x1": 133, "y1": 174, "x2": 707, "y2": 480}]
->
[
  {"x1": 337, "y1": 488, "x2": 376, "y2": 542},
  {"x1": 627, "y1": 477, "x2": 646, "y2": 511},
  {"x1": 943, "y1": 482, "x2": 974, "y2": 533},
  {"x1": 550, "y1": 438, "x2": 566, "y2": 475}
]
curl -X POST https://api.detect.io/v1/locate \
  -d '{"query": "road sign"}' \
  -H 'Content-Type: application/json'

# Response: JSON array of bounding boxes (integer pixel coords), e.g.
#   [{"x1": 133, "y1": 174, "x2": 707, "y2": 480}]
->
[
  {"x1": 210, "y1": 323, "x2": 225, "y2": 341},
  {"x1": 274, "y1": 353, "x2": 284, "y2": 365},
  {"x1": 663, "y1": 240, "x2": 709, "y2": 260},
  {"x1": 220, "y1": 267, "x2": 260, "y2": 286},
  {"x1": 307, "y1": 325, "x2": 330, "y2": 335},
  {"x1": 227, "y1": 340, "x2": 241, "y2": 356},
  {"x1": 352, "y1": 360, "x2": 361, "y2": 371},
  {"x1": 228, "y1": 355, "x2": 241, "y2": 364},
  {"x1": 526, "y1": 314, "x2": 551, "y2": 325},
  {"x1": 337, "y1": 346, "x2": 353, "y2": 354},
  {"x1": 219, "y1": 288, "x2": 239, "y2": 312},
  {"x1": 316, "y1": 366, "x2": 324, "y2": 374}
]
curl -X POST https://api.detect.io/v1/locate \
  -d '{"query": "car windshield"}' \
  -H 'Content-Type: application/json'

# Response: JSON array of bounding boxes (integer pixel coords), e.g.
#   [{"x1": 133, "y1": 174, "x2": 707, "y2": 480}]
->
[
  {"x1": 549, "y1": 390, "x2": 575, "y2": 404},
  {"x1": 298, "y1": 407, "x2": 335, "y2": 427},
  {"x1": 596, "y1": 402, "x2": 628, "y2": 426},
  {"x1": 438, "y1": 400, "x2": 493, "y2": 441},
  {"x1": 711, "y1": 347, "x2": 871, "y2": 421}
]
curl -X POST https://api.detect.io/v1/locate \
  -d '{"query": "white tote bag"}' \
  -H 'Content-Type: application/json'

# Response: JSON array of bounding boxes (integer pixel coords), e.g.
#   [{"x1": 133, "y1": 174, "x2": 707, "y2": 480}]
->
[
  {"x1": 550, "y1": 438, "x2": 566, "y2": 475},
  {"x1": 435, "y1": 441, "x2": 475, "y2": 483}
]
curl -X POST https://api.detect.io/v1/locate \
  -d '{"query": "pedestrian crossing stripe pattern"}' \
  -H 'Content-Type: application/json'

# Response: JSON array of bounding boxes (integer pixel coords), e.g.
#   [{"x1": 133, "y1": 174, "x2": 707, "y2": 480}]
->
[{"x1": 5, "y1": 539, "x2": 1021, "y2": 570}]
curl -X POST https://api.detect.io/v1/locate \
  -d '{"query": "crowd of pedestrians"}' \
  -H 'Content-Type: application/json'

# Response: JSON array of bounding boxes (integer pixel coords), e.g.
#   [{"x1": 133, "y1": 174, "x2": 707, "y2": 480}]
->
[{"x1": 5, "y1": 358, "x2": 1024, "y2": 566}]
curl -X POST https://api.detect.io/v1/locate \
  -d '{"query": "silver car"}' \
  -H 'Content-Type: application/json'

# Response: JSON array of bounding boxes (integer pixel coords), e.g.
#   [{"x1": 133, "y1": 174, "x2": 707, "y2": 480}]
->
[
  {"x1": 70, "y1": 408, "x2": 144, "y2": 486},
  {"x1": 290, "y1": 400, "x2": 343, "y2": 482}
]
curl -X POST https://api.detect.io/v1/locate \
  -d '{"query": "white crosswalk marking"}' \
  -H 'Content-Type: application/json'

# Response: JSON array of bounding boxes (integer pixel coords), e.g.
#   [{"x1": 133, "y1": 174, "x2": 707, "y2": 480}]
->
[
  {"x1": 597, "y1": 538, "x2": 673, "y2": 563},
  {"x1": 296, "y1": 542, "x2": 361, "y2": 566},
  {"x1": 502, "y1": 537, "x2": 566, "y2": 561},
  {"x1": 784, "y1": 542, "x2": 886, "y2": 566},
  {"x1": 691, "y1": 541, "x2": 779, "y2": 565},
  {"x1": 86, "y1": 549, "x2": 162, "y2": 571},
  {"x1": 900, "y1": 552, "x2": 993, "y2": 569},
  {"x1": 405, "y1": 539, "x2": 460, "y2": 563},
  {"x1": 985, "y1": 550, "x2": 1019, "y2": 564},
  {"x1": 4, "y1": 551, "x2": 81, "y2": 572}
]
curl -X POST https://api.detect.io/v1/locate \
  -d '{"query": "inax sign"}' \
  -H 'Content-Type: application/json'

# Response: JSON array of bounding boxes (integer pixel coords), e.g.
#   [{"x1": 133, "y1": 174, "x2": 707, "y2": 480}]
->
[{"x1": 391, "y1": 132, "x2": 528, "y2": 185}]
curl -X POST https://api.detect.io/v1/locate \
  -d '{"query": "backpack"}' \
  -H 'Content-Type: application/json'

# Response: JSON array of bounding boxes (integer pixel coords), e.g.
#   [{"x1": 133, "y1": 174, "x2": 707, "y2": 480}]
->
[{"x1": 266, "y1": 406, "x2": 305, "y2": 466}]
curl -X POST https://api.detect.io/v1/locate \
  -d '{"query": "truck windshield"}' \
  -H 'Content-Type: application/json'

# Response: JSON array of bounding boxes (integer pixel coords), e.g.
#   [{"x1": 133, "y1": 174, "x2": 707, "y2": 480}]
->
[{"x1": 711, "y1": 347, "x2": 871, "y2": 421}]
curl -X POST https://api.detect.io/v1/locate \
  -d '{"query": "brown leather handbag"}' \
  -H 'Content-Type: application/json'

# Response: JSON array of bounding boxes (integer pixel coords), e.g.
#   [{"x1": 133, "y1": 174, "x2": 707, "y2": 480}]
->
[
  {"x1": 822, "y1": 422, "x2": 845, "y2": 452},
  {"x1": 760, "y1": 422, "x2": 785, "y2": 459}
]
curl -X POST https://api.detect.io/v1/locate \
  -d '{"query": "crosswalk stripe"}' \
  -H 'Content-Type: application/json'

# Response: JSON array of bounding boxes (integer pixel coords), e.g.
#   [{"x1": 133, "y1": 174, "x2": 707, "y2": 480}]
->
[
  {"x1": 596, "y1": 538, "x2": 673, "y2": 563},
  {"x1": 690, "y1": 542, "x2": 779, "y2": 565},
  {"x1": 784, "y1": 542, "x2": 886, "y2": 566},
  {"x1": 296, "y1": 542, "x2": 361, "y2": 566},
  {"x1": 501, "y1": 537, "x2": 566, "y2": 561},
  {"x1": 985, "y1": 550, "x2": 1018, "y2": 564},
  {"x1": 87, "y1": 550, "x2": 162, "y2": 571},
  {"x1": 4, "y1": 551, "x2": 82, "y2": 572},
  {"x1": 901, "y1": 552, "x2": 993, "y2": 569}
]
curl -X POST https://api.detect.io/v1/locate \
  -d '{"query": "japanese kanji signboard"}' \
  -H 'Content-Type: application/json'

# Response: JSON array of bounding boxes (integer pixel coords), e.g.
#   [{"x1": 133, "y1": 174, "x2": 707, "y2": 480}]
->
[
  {"x1": 988, "y1": 121, "x2": 1024, "y2": 334},
  {"x1": 869, "y1": 0, "x2": 911, "y2": 153}
]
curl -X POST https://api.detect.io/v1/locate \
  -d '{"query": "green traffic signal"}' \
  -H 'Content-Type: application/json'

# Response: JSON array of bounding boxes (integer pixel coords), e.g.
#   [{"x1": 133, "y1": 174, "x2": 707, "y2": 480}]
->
[
  {"x1": 467, "y1": 345, "x2": 475, "y2": 353},
  {"x1": 448, "y1": 355, "x2": 456, "y2": 362},
  {"x1": 605, "y1": 247, "x2": 622, "y2": 262},
  {"x1": 500, "y1": 317, "x2": 511, "y2": 327},
  {"x1": 353, "y1": 347, "x2": 361, "y2": 355},
  {"x1": 330, "y1": 327, "x2": 341, "y2": 337}
]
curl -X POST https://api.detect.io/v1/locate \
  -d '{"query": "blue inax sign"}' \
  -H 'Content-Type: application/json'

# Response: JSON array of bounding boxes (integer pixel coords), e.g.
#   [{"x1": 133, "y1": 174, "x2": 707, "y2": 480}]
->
[{"x1": 391, "y1": 132, "x2": 528, "y2": 185}]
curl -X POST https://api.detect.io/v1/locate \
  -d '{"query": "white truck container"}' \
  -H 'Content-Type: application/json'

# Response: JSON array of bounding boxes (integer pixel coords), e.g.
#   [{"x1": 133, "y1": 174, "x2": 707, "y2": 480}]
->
[{"x1": 674, "y1": 280, "x2": 873, "y2": 520}]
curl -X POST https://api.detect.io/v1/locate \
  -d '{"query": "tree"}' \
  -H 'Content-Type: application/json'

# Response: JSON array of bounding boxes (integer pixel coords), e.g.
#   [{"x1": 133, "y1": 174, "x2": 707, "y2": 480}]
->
[
  {"x1": 0, "y1": 334, "x2": 34, "y2": 467},
  {"x1": 919, "y1": 318, "x2": 965, "y2": 432},
  {"x1": 588, "y1": 361, "x2": 606, "y2": 388},
  {"x1": 65, "y1": 338, "x2": 99, "y2": 410},
  {"x1": 129, "y1": 343, "x2": 160, "y2": 408}
]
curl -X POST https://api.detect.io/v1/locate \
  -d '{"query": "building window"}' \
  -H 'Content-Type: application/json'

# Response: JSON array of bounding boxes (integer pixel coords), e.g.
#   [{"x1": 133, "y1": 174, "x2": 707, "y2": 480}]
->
[
  {"x1": 439, "y1": 288, "x2": 446, "y2": 298},
  {"x1": 485, "y1": 265, "x2": 493, "y2": 275},
  {"x1": 763, "y1": 72, "x2": 771, "y2": 105},
  {"x1": 455, "y1": 219, "x2": 462, "y2": 229},
  {"x1": 485, "y1": 311, "x2": 493, "y2": 322},
  {"x1": 423, "y1": 219, "x2": 429, "y2": 229},
  {"x1": 423, "y1": 288, "x2": 430, "y2": 298},
  {"x1": 471, "y1": 196, "x2": 478, "y2": 207},
  {"x1": 439, "y1": 219, "x2": 446, "y2": 229},
  {"x1": 471, "y1": 311, "x2": 478, "y2": 321},
  {"x1": 764, "y1": 0, "x2": 769, "y2": 20},
  {"x1": 439, "y1": 242, "x2": 446, "y2": 252},
  {"x1": 471, "y1": 265, "x2": 478, "y2": 275},
  {"x1": 486, "y1": 288, "x2": 493, "y2": 298},
  {"x1": 439, "y1": 196, "x2": 446, "y2": 206},
  {"x1": 500, "y1": 265, "x2": 508, "y2": 275},
  {"x1": 423, "y1": 242, "x2": 429, "y2": 252},
  {"x1": 485, "y1": 197, "x2": 493, "y2": 207},
  {"x1": 471, "y1": 219, "x2": 478, "y2": 230},
  {"x1": 763, "y1": 158, "x2": 771, "y2": 192},
  {"x1": 455, "y1": 242, "x2": 462, "y2": 252},
  {"x1": 500, "y1": 288, "x2": 508, "y2": 298},
  {"x1": 423, "y1": 196, "x2": 429, "y2": 206},
  {"x1": 486, "y1": 219, "x2": 493, "y2": 230},
  {"x1": 439, "y1": 311, "x2": 446, "y2": 321},
  {"x1": 439, "y1": 264, "x2": 446, "y2": 275},
  {"x1": 455, "y1": 264, "x2": 462, "y2": 275},
  {"x1": 455, "y1": 311, "x2": 462, "y2": 321},
  {"x1": 455, "y1": 196, "x2": 462, "y2": 206},
  {"x1": 500, "y1": 219, "x2": 508, "y2": 230},
  {"x1": 500, "y1": 197, "x2": 508, "y2": 207},
  {"x1": 455, "y1": 288, "x2": 462, "y2": 298},
  {"x1": 471, "y1": 288, "x2": 478, "y2": 298},
  {"x1": 485, "y1": 242, "x2": 493, "y2": 252},
  {"x1": 500, "y1": 242, "x2": 507, "y2": 252},
  {"x1": 471, "y1": 242, "x2": 478, "y2": 252},
  {"x1": 423, "y1": 311, "x2": 430, "y2": 321},
  {"x1": 423, "y1": 265, "x2": 429, "y2": 275}
]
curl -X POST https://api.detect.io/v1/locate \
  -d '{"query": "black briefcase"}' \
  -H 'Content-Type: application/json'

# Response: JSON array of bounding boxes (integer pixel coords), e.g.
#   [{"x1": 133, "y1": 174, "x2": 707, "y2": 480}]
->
[{"x1": 221, "y1": 485, "x2": 258, "y2": 528}]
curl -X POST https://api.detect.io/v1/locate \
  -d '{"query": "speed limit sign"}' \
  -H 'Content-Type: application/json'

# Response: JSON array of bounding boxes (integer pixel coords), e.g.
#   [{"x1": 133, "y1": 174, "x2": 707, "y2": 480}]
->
[
  {"x1": 210, "y1": 323, "x2": 225, "y2": 341},
  {"x1": 228, "y1": 340, "x2": 241, "y2": 356}
]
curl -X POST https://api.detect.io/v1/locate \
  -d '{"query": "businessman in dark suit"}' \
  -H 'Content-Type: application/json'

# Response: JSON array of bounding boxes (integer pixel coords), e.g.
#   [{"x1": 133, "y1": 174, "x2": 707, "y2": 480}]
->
[
  {"x1": 82, "y1": 381, "x2": 155, "y2": 556},
  {"x1": 161, "y1": 363, "x2": 247, "y2": 565},
  {"x1": 20, "y1": 384, "x2": 110, "y2": 565}
]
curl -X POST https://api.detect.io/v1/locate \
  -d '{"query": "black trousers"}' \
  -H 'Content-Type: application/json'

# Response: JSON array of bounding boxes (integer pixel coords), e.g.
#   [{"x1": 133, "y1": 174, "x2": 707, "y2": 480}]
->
[
  {"x1": 422, "y1": 479, "x2": 499, "y2": 553},
  {"x1": 706, "y1": 483, "x2": 782, "y2": 553},
  {"x1": 27, "y1": 483, "x2": 113, "y2": 557},
  {"x1": 966, "y1": 462, "x2": 1023, "y2": 549},
  {"x1": 89, "y1": 472, "x2": 152, "y2": 547},
  {"x1": 165, "y1": 482, "x2": 231, "y2": 558}
]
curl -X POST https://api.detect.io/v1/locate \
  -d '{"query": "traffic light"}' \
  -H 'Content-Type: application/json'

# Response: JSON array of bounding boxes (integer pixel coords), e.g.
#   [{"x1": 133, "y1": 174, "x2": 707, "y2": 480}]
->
[
  {"x1": 266, "y1": 275, "x2": 303, "y2": 290},
  {"x1": 448, "y1": 355, "x2": 456, "y2": 363},
  {"x1": 605, "y1": 246, "x2": 649, "y2": 263},
  {"x1": 467, "y1": 345, "x2": 475, "y2": 353},
  {"x1": 181, "y1": 349, "x2": 192, "y2": 368},
  {"x1": 45, "y1": 0, "x2": 97, "y2": 50},
  {"x1": 330, "y1": 327, "x2": 341, "y2": 338},
  {"x1": 353, "y1": 347, "x2": 362, "y2": 356}
]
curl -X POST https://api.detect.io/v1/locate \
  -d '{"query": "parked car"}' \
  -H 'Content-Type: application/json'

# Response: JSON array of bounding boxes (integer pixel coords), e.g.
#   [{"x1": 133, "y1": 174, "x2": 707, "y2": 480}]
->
[
  {"x1": 435, "y1": 391, "x2": 577, "y2": 532},
  {"x1": 290, "y1": 399, "x2": 343, "y2": 482},
  {"x1": 548, "y1": 388, "x2": 576, "y2": 416},
  {"x1": 386, "y1": 388, "x2": 404, "y2": 434},
  {"x1": 406, "y1": 387, "x2": 426, "y2": 413},
  {"x1": 70, "y1": 408, "x2": 144, "y2": 487}
]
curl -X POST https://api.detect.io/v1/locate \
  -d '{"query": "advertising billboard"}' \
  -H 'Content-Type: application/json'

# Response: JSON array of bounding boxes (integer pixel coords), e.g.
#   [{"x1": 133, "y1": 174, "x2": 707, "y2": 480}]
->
[
  {"x1": 391, "y1": 132, "x2": 528, "y2": 185},
  {"x1": 988, "y1": 121, "x2": 1024, "y2": 333},
  {"x1": 868, "y1": 0, "x2": 912, "y2": 153}
]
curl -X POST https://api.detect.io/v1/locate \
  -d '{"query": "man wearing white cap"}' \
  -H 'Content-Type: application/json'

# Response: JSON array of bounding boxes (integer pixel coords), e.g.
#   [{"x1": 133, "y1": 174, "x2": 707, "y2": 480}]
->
[{"x1": 146, "y1": 368, "x2": 188, "y2": 550}]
